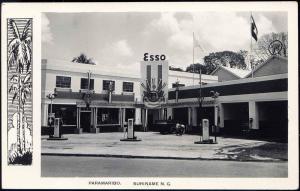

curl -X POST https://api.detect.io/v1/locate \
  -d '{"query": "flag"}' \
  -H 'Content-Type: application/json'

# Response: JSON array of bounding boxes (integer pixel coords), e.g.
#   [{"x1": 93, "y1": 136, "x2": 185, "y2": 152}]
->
[
  {"x1": 193, "y1": 34, "x2": 204, "y2": 51},
  {"x1": 251, "y1": 15, "x2": 258, "y2": 41}
]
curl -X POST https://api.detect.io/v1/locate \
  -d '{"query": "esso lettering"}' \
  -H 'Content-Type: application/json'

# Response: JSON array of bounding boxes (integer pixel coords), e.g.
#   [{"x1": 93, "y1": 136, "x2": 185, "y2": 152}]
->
[{"x1": 144, "y1": 53, "x2": 166, "y2": 61}]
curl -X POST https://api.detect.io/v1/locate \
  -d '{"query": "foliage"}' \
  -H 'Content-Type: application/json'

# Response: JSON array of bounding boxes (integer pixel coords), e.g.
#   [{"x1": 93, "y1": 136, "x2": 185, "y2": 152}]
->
[
  {"x1": 185, "y1": 63, "x2": 208, "y2": 74},
  {"x1": 8, "y1": 19, "x2": 32, "y2": 73},
  {"x1": 9, "y1": 72, "x2": 31, "y2": 104},
  {"x1": 8, "y1": 19, "x2": 32, "y2": 158},
  {"x1": 9, "y1": 150, "x2": 32, "y2": 165},
  {"x1": 203, "y1": 51, "x2": 247, "y2": 74},
  {"x1": 169, "y1": 66, "x2": 184, "y2": 72},
  {"x1": 185, "y1": 51, "x2": 246, "y2": 74},
  {"x1": 72, "y1": 53, "x2": 95, "y2": 64},
  {"x1": 256, "y1": 32, "x2": 288, "y2": 58}
]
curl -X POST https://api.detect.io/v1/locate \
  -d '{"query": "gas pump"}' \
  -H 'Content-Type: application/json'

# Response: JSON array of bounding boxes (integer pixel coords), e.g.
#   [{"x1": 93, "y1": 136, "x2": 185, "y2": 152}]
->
[
  {"x1": 120, "y1": 118, "x2": 141, "y2": 142},
  {"x1": 47, "y1": 117, "x2": 68, "y2": 140}
]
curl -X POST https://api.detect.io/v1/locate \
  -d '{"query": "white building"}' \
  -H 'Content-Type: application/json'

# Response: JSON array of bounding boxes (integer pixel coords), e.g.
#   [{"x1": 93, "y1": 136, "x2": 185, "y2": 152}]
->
[
  {"x1": 41, "y1": 58, "x2": 217, "y2": 134},
  {"x1": 41, "y1": 55, "x2": 287, "y2": 141}
]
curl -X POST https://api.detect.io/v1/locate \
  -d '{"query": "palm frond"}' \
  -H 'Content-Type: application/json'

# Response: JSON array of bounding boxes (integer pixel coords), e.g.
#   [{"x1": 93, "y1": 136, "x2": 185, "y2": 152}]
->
[
  {"x1": 21, "y1": 20, "x2": 31, "y2": 40},
  {"x1": 8, "y1": 19, "x2": 20, "y2": 39},
  {"x1": 25, "y1": 44, "x2": 32, "y2": 72},
  {"x1": 10, "y1": 74, "x2": 18, "y2": 81},
  {"x1": 23, "y1": 72, "x2": 31, "y2": 83},
  {"x1": 12, "y1": 93, "x2": 18, "y2": 104}
]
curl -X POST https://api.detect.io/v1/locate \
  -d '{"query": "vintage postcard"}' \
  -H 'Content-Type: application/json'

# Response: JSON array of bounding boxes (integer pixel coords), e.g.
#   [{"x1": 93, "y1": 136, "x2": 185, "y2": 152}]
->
[{"x1": 1, "y1": 2, "x2": 299, "y2": 190}]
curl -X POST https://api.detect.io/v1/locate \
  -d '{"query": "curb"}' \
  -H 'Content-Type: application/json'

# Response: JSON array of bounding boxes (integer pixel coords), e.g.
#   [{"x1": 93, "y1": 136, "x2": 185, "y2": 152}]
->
[{"x1": 41, "y1": 153, "x2": 287, "y2": 163}]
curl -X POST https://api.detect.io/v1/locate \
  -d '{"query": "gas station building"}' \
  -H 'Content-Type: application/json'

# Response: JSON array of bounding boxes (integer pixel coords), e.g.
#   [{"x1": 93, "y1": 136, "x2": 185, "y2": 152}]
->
[{"x1": 41, "y1": 55, "x2": 288, "y2": 140}]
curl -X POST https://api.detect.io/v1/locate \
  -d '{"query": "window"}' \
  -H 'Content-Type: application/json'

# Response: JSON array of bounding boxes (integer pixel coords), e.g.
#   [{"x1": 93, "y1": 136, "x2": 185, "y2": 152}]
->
[
  {"x1": 172, "y1": 83, "x2": 185, "y2": 88},
  {"x1": 56, "y1": 76, "x2": 71, "y2": 88},
  {"x1": 103, "y1": 80, "x2": 115, "y2": 91},
  {"x1": 80, "y1": 78, "x2": 94, "y2": 90},
  {"x1": 123, "y1": 82, "x2": 134, "y2": 92}
]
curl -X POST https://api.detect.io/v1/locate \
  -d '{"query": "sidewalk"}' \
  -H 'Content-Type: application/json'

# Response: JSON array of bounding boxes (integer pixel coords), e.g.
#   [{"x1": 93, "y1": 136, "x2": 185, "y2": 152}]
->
[{"x1": 41, "y1": 132, "x2": 287, "y2": 162}]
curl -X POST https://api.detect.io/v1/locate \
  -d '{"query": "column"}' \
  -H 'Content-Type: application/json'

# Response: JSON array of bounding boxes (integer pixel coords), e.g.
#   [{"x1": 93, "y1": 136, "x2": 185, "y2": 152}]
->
[
  {"x1": 145, "y1": 109, "x2": 148, "y2": 131},
  {"x1": 135, "y1": 108, "x2": 141, "y2": 125},
  {"x1": 123, "y1": 108, "x2": 126, "y2": 125},
  {"x1": 119, "y1": 108, "x2": 123, "y2": 127},
  {"x1": 192, "y1": 107, "x2": 197, "y2": 126},
  {"x1": 95, "y1": 108, "x2": 98, "y2": 129},
  {"x1": 167, "y1": 108, "x2": 173, "y2": 120},
  {"x1": 219, "y1": 104, "x2": 224, "y2": 128},
  {"x1": 188, "y1": 107, "x2": 192, "y2": 126},
  {"x1": 78, "y1": 108, "x2": 81, "y2": 129},
  {"x1": 248, "y1": 101, "x2": 259, "y2": 129},
  {"x1": 93, "y1": 108, "x2": 97, "y2": 129},
  {"x1": 41, "y1": 103, "x2": 48, "y2": 126},
  {"x1": 76, "y1": 107, "x2": 79, "y2": 129},
  {"x1": 214, "y1": 105, "x2": 218, "y2": 126},
  {"x1": 75, "y1": 107, "x2": 83, "y2": 134}
]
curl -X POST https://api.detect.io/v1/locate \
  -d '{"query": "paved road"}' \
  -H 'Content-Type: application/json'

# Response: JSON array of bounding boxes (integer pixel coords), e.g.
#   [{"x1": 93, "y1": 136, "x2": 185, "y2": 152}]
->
[{"x1": 41, "y1": 156, "x2": 287, "y2": 177}]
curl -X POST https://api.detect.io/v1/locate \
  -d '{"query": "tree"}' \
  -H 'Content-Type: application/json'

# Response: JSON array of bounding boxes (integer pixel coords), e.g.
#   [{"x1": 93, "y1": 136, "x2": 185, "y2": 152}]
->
[
  {"x1": 203, "y1": 51, "x2": 247, "y2": 74},
  {"x1": 72, "y1": 53, "x2": 95, "y2": 64},
  {"x1": 185, "y1": 63, "x2": 208, "y2": 74},
  {"x1": 255, "y1": 32, "x2": 288, "y2": 58},
  {"x1": 9, "y1": 73, "x2": 31, "y2": 152},
  {"x1": 169, "y1": 66, "x2": 184, "y2": 72},
  {"x1": 8, "y1": 19, "x2": 32, "y2": 156}
]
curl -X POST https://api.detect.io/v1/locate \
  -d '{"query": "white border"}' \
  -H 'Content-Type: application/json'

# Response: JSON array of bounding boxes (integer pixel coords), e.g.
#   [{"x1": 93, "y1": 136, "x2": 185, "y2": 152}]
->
[{"x1": 1, "y1": 2, "x2": 298, "y2": 189}]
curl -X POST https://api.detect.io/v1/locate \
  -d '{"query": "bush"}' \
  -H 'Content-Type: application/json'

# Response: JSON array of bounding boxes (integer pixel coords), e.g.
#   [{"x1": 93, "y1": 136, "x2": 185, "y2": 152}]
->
[{"x1": 9, "y1": 151, "x2": 32, "y2": 165}]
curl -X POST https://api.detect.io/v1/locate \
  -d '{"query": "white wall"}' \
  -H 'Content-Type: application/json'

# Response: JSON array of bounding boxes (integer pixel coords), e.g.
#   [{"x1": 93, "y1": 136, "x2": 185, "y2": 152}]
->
[
  {"x1": 168, "y1": 70, "x2": 218, "y2": 88},
  {"x1": 42, "y1": 59, "x2": 141, "y2": 101}
]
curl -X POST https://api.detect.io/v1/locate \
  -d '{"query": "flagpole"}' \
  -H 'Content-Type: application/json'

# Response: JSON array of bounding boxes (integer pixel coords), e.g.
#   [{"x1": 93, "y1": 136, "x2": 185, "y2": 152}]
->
[{"x1": 193, "y1": 32, "x2": 195, "y2": 85}]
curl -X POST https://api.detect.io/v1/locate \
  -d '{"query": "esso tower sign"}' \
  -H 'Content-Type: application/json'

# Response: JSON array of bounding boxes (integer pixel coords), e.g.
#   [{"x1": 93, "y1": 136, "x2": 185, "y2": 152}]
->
[{"x1": 143, "y1": 53, "x2": 166, "y2": 61}]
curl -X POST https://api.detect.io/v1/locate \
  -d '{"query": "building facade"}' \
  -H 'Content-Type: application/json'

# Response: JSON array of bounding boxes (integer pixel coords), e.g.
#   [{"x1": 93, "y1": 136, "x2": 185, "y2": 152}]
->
[
  {"x1": 41, "y1": 58, "x2": 217, "y2": 134},
  {"x1": 41, "y1": 55, "x2": 287, "y2": 141}
]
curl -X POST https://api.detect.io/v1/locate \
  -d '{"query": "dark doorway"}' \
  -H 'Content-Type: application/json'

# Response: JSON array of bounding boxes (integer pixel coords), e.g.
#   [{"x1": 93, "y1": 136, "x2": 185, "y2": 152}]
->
[
  {"x1": 223, "y1": 102, "x2": 249, "y2": 136},
  {"x1": 80, "y1": 112, "x2": 91, "y2": 132},
  {"x1": 173, "y1": 107, "x2": 188, "y2": 124},
  {"x1": 148, "y1": 109, "x2": 159, "y2": 131},
  {"x1": 258, "y1": 101, "x2": 288, "y2": 142}
]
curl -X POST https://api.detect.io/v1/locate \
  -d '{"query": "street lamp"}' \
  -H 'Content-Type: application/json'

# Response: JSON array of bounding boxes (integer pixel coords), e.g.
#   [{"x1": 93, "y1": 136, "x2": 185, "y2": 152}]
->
[{"x1": 47, "y1": 93, "x2": 57, "y2": 135}]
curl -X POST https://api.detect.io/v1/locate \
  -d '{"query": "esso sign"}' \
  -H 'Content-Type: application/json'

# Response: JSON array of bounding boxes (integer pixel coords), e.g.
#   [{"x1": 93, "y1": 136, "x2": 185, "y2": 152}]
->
[{"x1": 143, "y1": 53, "x2": 166, "y2": 61}]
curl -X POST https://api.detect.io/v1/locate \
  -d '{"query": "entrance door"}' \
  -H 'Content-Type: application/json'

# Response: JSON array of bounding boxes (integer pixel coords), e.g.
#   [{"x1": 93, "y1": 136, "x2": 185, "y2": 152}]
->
[
  {"x1": 80, "y1": 112, "x2": 91, "y2": 132},
  {"x1": 148, "y1": 109, "x2": 159, "y2": 131}
]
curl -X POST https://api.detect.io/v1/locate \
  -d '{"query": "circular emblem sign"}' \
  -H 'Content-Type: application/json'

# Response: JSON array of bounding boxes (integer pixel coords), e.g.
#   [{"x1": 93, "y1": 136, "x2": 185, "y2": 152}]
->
[{"x1": 268, "y1": 40, "x2": 283, "y2": 56}]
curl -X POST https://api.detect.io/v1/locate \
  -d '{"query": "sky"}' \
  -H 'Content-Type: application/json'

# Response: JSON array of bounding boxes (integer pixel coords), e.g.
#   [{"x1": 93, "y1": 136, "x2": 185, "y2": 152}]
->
[{"x1": 42, "y1": 12, "x2": 287, "y2": 74}]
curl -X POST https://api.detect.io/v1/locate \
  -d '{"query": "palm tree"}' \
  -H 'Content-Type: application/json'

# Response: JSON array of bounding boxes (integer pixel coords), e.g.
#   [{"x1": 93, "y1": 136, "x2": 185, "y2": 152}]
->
[
  {"x1": 9, "y1": 73, "x2": 31, "y2": 152},
  {"x1": 72, "y1": 53, "x2": 95, "y2": 64},
  {"x1": 8, "y1": 19, "x2": 32, "y2": 155}
]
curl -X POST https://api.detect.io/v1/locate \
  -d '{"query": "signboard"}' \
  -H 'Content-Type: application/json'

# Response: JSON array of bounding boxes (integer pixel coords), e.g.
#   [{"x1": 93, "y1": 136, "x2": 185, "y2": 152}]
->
[
  {"x1": 143, "y1": 53, "x2": 166, "y2": 61},
  {"x1": 127, "y1": 118, "x2": 134, "y2": 139},
  {"x1": 54, "y1": 118, "x2": 60, "y2": 138},
  {"x1": 202, "y1": 119, "x2": 209, "y2": 141}
]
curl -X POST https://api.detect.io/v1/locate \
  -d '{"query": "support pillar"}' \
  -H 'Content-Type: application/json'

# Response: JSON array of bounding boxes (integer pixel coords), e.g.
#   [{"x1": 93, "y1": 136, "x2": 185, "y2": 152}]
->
[
  {"x1": 135, "y1": 108, "x2": 141, "y2": 125},
  {"x1": 219, "y1": 104, "x2": 224, "y2": 128},
  {"x1": 90, "y1": 107, "x2": 99, "y2": 133},
  {"x1": 248, "y1": 101, "x2": 259, "y2": 129},
  {"x1": 41, "y1": 103, "x2": 48, "y2": 127},
  {"x1": 167, "y1": 108, "x2": 173, "y2": 120},
  {"x1": 188, "y1": 107, "x2": 192, "y2": 126},
  {"x1": 192, "y1": 107, "x2": 197, "y2": 126},
  {"x1": 145, "y1": 109, "x2": 148, "y2": 131},
  {"x1": 74, "y1": 107, "x2": 83, "y2": 134},
  {"x1": 214, "y1": 105, "x2": 218, "y2": 126}
]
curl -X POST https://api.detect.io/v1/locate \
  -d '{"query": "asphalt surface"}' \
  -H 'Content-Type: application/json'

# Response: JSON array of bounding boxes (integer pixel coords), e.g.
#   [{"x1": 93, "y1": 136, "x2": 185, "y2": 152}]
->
[{"x1": 41, "y1": 155, "x2": 288, "y2": 177}]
